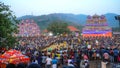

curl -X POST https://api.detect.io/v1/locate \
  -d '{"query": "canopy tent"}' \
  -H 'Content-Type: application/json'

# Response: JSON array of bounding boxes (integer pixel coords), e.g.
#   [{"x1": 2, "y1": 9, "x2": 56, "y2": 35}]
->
[{"x1": 0, "y1": 49, "x2": 30, "y2": 64}]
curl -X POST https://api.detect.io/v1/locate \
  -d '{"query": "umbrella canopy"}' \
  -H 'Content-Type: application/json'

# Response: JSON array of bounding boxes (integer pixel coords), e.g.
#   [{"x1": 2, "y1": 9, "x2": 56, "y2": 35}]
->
[
  {"x1": 0, "y1": 49, "x2": 30, "y2": 64},
  {"x1": 0, "y1": 50, "x2": 23, "y2": 58}
]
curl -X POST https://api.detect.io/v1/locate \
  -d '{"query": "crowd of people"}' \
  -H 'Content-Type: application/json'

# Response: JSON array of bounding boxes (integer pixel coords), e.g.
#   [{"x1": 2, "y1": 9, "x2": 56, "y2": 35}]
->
[{"x1": 0, "y1": 34, "x2": 120, "y2": 68}]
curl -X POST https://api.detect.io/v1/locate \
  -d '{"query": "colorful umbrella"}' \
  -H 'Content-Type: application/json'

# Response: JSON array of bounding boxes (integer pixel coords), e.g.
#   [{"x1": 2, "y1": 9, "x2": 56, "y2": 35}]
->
[{"x1": 0, "y1": 49, "x2": 30, "y2": 64}]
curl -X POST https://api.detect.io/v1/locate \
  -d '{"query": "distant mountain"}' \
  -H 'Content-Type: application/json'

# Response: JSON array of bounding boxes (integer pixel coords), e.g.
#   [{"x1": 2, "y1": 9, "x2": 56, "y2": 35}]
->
[
  {"x1": 104, "y1": 13, "x2": 119, "y2": 27},
  {"x1": 18, "y1": 13, "x2": 119, "y2": 30},
  {"x1": 18, "y1": 15, "x2": 34, "y2": 20}
]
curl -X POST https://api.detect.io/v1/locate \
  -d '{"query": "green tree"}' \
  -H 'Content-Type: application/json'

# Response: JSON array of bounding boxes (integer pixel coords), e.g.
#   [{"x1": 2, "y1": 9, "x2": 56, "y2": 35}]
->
[
  {"x1": 0, "y1": 2, "x2": 18, "y2": 48},
  {"x1": 47, "y1": 20, "x2": 70, "y2": 35}
]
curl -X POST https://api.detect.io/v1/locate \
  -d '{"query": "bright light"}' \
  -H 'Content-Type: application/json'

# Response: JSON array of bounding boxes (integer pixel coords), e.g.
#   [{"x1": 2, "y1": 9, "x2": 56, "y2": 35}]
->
[{"x1": 49, "y1": 32, "x2": 53, "y2": 36}]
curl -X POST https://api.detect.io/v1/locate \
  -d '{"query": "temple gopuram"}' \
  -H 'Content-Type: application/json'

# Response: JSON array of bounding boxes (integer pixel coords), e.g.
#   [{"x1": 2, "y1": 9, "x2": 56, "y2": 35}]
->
[
  {"x1": 82, "y1": 14, "x2": 112, "y2": 37},
  {"x1": 17, "y1": 19, "x2": 40, "y2": 37}
]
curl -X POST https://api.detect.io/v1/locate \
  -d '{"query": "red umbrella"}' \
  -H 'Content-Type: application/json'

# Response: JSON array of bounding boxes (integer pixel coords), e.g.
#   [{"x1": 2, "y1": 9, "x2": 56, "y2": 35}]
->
[{"x1": 0, "y1": 49, "x2": 30, "y2": 64}]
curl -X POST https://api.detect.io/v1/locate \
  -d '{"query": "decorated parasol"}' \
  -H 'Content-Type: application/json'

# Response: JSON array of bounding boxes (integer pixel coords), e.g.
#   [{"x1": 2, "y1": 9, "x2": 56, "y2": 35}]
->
[{"x1": 0, "y1": 49, "x2": 30, "y2": 64}]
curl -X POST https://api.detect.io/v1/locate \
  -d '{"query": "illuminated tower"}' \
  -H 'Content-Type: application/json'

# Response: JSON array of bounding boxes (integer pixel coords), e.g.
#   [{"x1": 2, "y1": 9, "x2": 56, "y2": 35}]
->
[
  {"x1": 82, "y1": 14, "x2": 112, "y2": 37},
  {"x1": 18, "y1": 19, "x2": 40, "y2": 37}
]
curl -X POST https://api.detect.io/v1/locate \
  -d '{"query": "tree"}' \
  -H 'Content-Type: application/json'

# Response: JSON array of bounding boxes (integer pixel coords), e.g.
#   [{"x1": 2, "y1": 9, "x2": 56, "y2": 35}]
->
[
  {"x1": 0, "y1": 2, "x2": 18, "y2": 48},
  {"x1": 47, "y1": 20, "x2": 70, "y2": 35}
]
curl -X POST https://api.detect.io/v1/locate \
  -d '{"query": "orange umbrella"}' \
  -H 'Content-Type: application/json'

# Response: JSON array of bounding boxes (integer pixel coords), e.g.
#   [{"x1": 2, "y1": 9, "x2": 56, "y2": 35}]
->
[
  {"x1": 19, "y1": 56, "x2": 30, "y2": 63},
  {"x1": 0, "y1": 50, "x2": 23, "y2": 59},
  {"x1": 0, "y1": 49, "x2": 30, "y2": 64}
]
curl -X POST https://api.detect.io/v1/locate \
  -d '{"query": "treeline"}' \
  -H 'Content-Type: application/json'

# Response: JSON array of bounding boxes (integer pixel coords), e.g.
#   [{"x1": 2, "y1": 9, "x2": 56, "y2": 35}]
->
[{"x1": 112, "y1": 27, "x2": 120, "y2": 32}]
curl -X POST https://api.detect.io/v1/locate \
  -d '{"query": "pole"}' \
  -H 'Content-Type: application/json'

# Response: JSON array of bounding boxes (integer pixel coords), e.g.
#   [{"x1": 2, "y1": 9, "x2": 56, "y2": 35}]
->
[
  {"x1": 115, "y1": 15, "x2": 120, "y2": 32},
  {"x1": 118, "y1": 19, "x2": 120, "y2": 31}
]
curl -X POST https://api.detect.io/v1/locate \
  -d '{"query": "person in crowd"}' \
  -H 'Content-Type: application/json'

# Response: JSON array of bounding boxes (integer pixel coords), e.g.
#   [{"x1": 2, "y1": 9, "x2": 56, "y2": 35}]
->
[
  {"x1": 6, "y1": 63, "x2": 16, "y2": 68},
  {"x1": 83, "y1": 54, "x2": 88, "y2": 60},
  {"x1": 36, "y1": 54, "x2": 42, "y2": 66},
  {"x1": 27, "y1": 63, "x2": 41, "y2": 68},
  {"x1": 51, "y1": 57, "x2": 58, "y2": 68},
  {"x1": 68, "y1": 57, "x2": 72, "y2": 66},
  {"x1": 103, "y1": 52, "x2": 109, "y2": 64},
  {"x1": 84, "y1": 60, "x2": 89, "y2": 68},
  {"x1": 16, "y1": 63, "x2": 26, "y2": 68},
  {"x1": 41, "y1": 54, "x2": 47, "y2": 68},
  {"x1": 117, "y1": 52, "x2": 120, "y2": 63},
  {"x1": 96, "y1": 49, "x2": 100, "y2": 60},
  {"x1": 109, "y1": 49, "x2": 114, "y2": 63},
  {"x1": 67, "y1": 62, "x2": 75, "y2": 68},
  {"x1": 31, "y1": 59, "x2": 38, "y2": 64},
  {"x1": 113, "y1": 48, "x2": 119, "y2": 63},
  {"x1": 76, "y1": 57, "x2": 81, "y2": 68},
  {"x1": 46, "y1": 55, "x2": 52, "y2": 68}
]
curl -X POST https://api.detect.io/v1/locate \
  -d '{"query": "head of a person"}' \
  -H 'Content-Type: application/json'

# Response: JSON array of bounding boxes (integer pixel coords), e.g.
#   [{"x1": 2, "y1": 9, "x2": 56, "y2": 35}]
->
[
  {"x1": 70, "y1": 61, "x2": 73, "y2": 64},
  {"x1": 27, "y1": 64, "x2": 40, "y2": 68},
  {"x1": 48, "y1": 55, "x2": 50, "y2": 58},
  {"x1": 6, "y1": 63, "x2": 16, "y2": 68},
  {"x1": 16, "y1": 63, "x2": 26, "y2": 68}
]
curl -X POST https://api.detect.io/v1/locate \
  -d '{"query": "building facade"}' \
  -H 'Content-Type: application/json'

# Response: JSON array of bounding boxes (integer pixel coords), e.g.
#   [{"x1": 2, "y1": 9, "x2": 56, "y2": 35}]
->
[
  {"x1": 17, "y1": 19, "x2": 40, "y2": 37},
  {"x1": 82, "y1": 14, "x2": 112, "y2": 37}
]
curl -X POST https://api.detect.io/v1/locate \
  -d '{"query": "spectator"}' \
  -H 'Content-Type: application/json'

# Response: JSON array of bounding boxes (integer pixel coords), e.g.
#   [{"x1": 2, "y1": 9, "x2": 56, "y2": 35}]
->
[
  {"x1": 6, "y1": 63, "x2": 16, "y2": 68},
  {"x1": 51, "y1": 57, "x2": 58, "y2": 68},
  {"x1": 27, "y1": 63, "x2": 40, "y2": 68},
  {"x1": 103, "y1": 52, "x2": 109, "y2": 63},
  {"x1": 16, "y1": 63, "x2": 26, "y2": 68},
  {"x1": 46, "y1": 55, "x2": 52, "y2": 68}
]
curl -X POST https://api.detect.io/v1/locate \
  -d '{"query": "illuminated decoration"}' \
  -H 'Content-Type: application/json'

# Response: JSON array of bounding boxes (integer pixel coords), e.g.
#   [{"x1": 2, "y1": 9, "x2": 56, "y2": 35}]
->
[
  {"x1": 82, "y1": 14, "x2": 112, "y2": 37},
  {"x1": 17, "y1": 19, "x2": 40, "y2": 37}
]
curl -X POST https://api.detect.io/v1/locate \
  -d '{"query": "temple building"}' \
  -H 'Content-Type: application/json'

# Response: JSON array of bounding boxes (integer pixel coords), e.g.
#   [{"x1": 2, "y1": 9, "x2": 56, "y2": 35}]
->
[
  {"x1": 82, "y1": 14, "x2": 112, "y2": 37},
  {"x1": 17, "y1": 19, "x2": 40, "y2": 37}
]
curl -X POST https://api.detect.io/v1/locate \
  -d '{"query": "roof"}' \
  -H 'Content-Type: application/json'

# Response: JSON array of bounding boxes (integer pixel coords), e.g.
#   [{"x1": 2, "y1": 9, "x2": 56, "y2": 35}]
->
[
  {"x1": 67, "y1": 26, "x2": 79, "y2": 32},
  {"x1": 43, "y1": 29, "x2": 48, "y2": 33}
]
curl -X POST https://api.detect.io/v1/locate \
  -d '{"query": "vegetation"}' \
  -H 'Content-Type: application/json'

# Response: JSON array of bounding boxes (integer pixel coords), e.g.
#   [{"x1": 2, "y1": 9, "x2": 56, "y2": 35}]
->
[
  {"x1": 0, "y1": 2, "x2": 18, "y2": 48},
  {"x1": 47, "y1": 20, "x2": 70, "y2": 35},
  {"x1": 112, "y1": 27, "x2": 120, "y2": 32}
]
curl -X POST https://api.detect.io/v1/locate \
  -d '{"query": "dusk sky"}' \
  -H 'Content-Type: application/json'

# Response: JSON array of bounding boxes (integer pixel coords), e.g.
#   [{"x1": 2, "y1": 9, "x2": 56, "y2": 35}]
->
[{"x1": 1, "y1": 0, "x2": 120, "y2": 17}]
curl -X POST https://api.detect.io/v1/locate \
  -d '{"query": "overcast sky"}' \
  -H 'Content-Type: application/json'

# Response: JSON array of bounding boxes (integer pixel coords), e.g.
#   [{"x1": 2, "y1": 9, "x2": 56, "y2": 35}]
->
[{"x1": 1, "y1": 0, "x2": 120, "y2": 17}]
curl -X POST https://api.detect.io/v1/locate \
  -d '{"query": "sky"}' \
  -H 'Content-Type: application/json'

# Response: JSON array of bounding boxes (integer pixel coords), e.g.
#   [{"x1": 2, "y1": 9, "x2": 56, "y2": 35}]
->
[{"x1": 1, "y1": 0, "x2": 120, "y2": 17}]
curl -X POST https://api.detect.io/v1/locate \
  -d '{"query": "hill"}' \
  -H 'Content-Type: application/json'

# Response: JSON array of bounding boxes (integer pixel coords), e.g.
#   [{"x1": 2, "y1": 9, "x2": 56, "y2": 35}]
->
[
  {"x1": 104, "y1": 13, "x2": 119, "y2": 27},
  {"x1": 18, "y1": 13, "x2": 119, "y2": 30}
]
